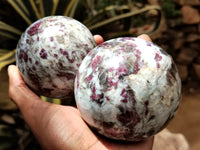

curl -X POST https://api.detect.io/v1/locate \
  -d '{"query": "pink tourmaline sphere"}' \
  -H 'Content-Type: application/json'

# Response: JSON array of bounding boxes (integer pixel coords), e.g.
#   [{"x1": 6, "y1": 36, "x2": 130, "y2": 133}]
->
[
  {"x1": 75, "y1": 37, "x2": 181, "y2": 141},
  {"x1": 16, "y1": 16, "x2": 96, "y2": 98}
]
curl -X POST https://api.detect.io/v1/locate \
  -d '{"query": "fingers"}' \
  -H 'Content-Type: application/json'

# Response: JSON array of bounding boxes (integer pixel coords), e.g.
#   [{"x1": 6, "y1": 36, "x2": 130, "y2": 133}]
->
[
  {"x1": 137, "y1": 34, "x2": 152, "y2": 42},
  {"x1": 8, "y1": 65, "x2": 41, "y2": 110},
  {"x1": 94, "y1": 35, "x2": 104, "y2": 45},
  {"x1": 94, "y1": 34, "x2": 151, "y2": 45},
  {"x1": 8, "y1": 65, "x2": 25, "y2": 88},
  {"x1": 8, "y1": 65, "x2": 54, "y2": 137}
]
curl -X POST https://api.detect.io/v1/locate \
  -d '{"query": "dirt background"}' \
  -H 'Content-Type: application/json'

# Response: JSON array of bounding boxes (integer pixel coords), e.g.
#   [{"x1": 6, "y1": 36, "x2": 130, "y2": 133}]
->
[{"x1": 167, "y1": 89, "x2": 200, "y2": 150}]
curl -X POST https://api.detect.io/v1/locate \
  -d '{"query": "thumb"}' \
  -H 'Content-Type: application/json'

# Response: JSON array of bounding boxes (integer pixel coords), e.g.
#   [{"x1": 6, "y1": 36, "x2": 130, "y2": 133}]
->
[
  {"x1": 8, "y1": 65, "x2": 41, "y2": 108},
  {"x1": 8, "y1": 65, "x2": 54, "y2": 131},
  {"x1": 137, "y1": 34, "x2": 152, "y2": 42},
  {"x1": 7, "y1": 65, "x2": 51, "y2": 123}
]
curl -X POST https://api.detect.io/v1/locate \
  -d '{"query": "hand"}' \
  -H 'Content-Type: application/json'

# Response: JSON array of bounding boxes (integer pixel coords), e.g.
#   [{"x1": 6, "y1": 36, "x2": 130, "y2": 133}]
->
[{"x1": 8, "y1": 34, "x2": 154, "y2": 150}]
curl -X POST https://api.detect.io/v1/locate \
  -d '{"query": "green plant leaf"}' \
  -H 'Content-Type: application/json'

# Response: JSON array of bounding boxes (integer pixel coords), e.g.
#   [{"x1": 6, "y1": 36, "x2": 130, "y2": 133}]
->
[
  {"x1": 0, "y1": 49, "x2": 16, "y2": 71},
  {"x1": 16, "y1": 0, "x2": 30, "y2": 16},
  {"x1": 51, "y1": 0, "x2": 60, "y2": 15},
  {"x1": 0, "y1": 31, "x2": 18, "y2": 40},
  {"x1": 41, "y1": 96, "x2": 61, "y2": 104},
  {"x1": 87, "y1": 5, "x2": 161, "y2": 30},
  {"x1": 68, "y1": 0, "x2": 79, "y2": 17},
  {"x1": 42, "y1": 0, "x2": 54, "y2": 16},
  {"x1": 54, "y1": 0, "x2": 79, "y2": 16},
  {"x1": 84, "y1": 5, "x2": 129, "y2": 27},
  {"x1": 0, "y1": 49, "x2": 10, "y2": 56},
  {"x1": 38, "y1": 0, "x2": 45, "y2": 17},
  {"x1": 0, "y1": 21, "x2": 22, "y2": 35},
  {"x1": 0, "y1": 0, "x2": 81, "y2": 71},
  {"x1": 7, "y1": 0, "x2": 32, "y2": 25},
  {"x1": 84, "y1": 5, "x2": 164, "y2": 39},
  {"x1": 29, "y1": 0, "x2": 41, "y2": 19}
]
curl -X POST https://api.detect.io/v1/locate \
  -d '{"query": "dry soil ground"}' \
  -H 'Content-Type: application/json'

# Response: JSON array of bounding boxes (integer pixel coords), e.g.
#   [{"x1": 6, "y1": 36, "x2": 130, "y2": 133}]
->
[{"x1": 167, "y1": 88, "x2": 200, "y2": 150}]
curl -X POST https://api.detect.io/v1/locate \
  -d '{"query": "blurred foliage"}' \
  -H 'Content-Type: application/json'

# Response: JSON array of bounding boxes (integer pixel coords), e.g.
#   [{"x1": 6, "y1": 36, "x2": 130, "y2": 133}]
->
[
  {"x1": 0, "y1": 0, "x2": 166, "y2": 149},
  {"x1": 83, "y1": 0, "x2": 163, "y2": 39},
  {"x1": 161, "y1": 0, "x2": 181, "y2": 18},
  {"x1": 0, "y1": 0, "x2": 164, "y2": 70},
  {"x1": 0, "y1": 109, "x2": 42, "y2": 150},
  {"x1": 0, "y1": 0, "x2": 79, "y2": 71}
]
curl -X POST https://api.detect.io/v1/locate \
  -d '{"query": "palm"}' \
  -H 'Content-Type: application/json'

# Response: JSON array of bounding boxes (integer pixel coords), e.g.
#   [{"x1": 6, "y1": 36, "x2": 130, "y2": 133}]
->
[
  {"x1": 26, "y1": 101, "x2": 153, "y2": 150},
  {"x1": 8, "y1": 34, "x2": 154, "y2": 150}
]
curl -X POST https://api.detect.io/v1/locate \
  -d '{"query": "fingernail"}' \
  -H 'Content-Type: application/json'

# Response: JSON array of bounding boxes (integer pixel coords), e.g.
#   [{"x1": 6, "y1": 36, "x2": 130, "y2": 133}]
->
[
  {"x1": 8, "y1": 65, "x2": 15, "y2": 76},
  {"x1": 8, "y1": 65, "x2": 12, "y2": 75},
  {"x1": 94, "y1": 35, "x2": 104, "y2": 45},
  {"x1": 137, "y1": 34, "x2": 152, "y2": 42}
]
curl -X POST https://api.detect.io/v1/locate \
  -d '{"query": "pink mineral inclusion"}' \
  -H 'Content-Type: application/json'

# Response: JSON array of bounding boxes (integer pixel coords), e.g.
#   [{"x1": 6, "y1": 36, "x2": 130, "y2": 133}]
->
[
  {"x1": 116, "y1": 64, "x2": 128, "y2": 76},
  {"x1": 154, "y1": 53, "x2": 162, "y2": 68},
  {"x1": 50, "y1": 37, "x2": 54, "y2": 41},
  {"x1": 27, "y1": 22, "x2": 41, "y2": 36},
  {"x1": 87, "y1": 75, "x2": 93, "y2": 82},
  {"x1": 92, "y1": 55, "x2": 101, "y2": 71},
  {"x1": 120, "y1": 89, "x2": 128, "y2": 103},
  {"x1": 154, "y1": 53, "x2": 162, "y2": 61},
  {"x1": 90, "y1": 86, "x2": 103, "y2": 103},
  {"x1": 39, "y1": 49, "x2": 47, "y2": 59},
  {"x1": 107, "y1": 77, "x2": 119, "y2": 87},
  {"x1": 35, "y1": 61, "x2": 39, "y2": 65},
  {"x1": 18, "y1": 51, "x2": 28, "y2": 63},
  {"x1": 26, "y1": 39, "x2": 29, "y2": 44}
]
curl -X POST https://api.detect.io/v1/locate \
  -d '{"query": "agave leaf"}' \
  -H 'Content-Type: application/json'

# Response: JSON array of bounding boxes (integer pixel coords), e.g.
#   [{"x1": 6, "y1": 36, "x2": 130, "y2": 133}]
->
[
  {"x1": 53, "y1": 0, "x2": 78, "y2": 17},
  {"x1": 0, "y1": 49, "x2": 12, "y2": 56},
  {"x1": 0, "y1": 49, "x2": 9, "y2": 54},
  {"x1": 42, "y1": 0, "x2": 54, "y2": 16},
  {"x1": 7, "y1": 0, "x2": 32, "y2": 25},
  {"x1": 52, "y1": 99, "x2": 61, "y2": 104},
  {"x1": 86, "y1": 0, "x2": 96, "y2": 16},
  {"x1": 68, "y1": 0, "x2": 79, "y2": 17},
  {"x1": 0, "y1": 49, "x2": 16, "y2": 71},
  {"x1": 16, "y1": 0, "x2": 30, "y2": 16},
  {"x1": 0, "y1": 140, "x2": 15, "y2": 150},
  {"x1": 0, "y1": 50, "x2": 16, "y2": 61},
  {"x1": 0, "y1": 58, "x2": 16, "y2": 71},
  {"x1": 0, "y1": 67, "x2": 17, "y2": 110},
  {"x1": 84, "y1": 5, "x2": 129, "y2": 27},
  {"x1": 38, "y1": 0, "x2": 45, "y2": 17},
  {"x1": 0, "y1": 123, "x2": 31, "y2": 149},
  {"x1": 63, "y1": 0, "x2": 75, "y2": 16},
  {"x1": 0, "y1": 31, "x2": 18, "y2": 40},
  {"x1": 148, "y1": 6, "x2": 165, "y2": 38},
  {"x1": 0, "y1": 21, "x2": 22, "y2": 35},
  {"x1": 0, "y1": 125, "x2": 18, "y2": 149},
  {"x1": 87, "y1": 5, "x2": 162, "y2": 31},
  {"x1": 29, "y1": 0, "x2": 41, "y2": 19},
  {"x1": 51, "y1": 0, "x2": 60, "y2": 15},
  {"x1": 85, "y1": 5, "x2": 164, "y2": 39},
  {"x1": 20, "y1": 0, "x2": 42, "y2": 21},
  {"x1": 41, "y1": 96, "x2": 61, "y2": 104}
]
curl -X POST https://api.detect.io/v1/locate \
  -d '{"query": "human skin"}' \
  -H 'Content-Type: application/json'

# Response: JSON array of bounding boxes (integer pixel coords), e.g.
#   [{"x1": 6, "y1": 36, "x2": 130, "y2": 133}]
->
[{"x1": 8, "y1": 34, "x2": 154, "y2": 150}]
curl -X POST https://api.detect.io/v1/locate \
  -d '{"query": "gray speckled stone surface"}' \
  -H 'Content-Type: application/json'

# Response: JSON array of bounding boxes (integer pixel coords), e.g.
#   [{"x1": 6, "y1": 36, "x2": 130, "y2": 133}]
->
[
  {"x1": 16, "y1": 16, "x2": 96, "y2": 98},
  {"x1": 75, "y1": 37, "x2": 182, "y2": 141}
]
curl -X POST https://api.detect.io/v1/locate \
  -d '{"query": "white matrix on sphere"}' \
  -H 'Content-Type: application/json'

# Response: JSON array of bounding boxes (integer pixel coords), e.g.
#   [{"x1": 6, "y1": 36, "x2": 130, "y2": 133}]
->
[
  {"x1": 75, "y1": 37, "x2": 181, "y2": 141},
  {"x1": 16, "y1": 16, "x2": 96, "y2": 99}
]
